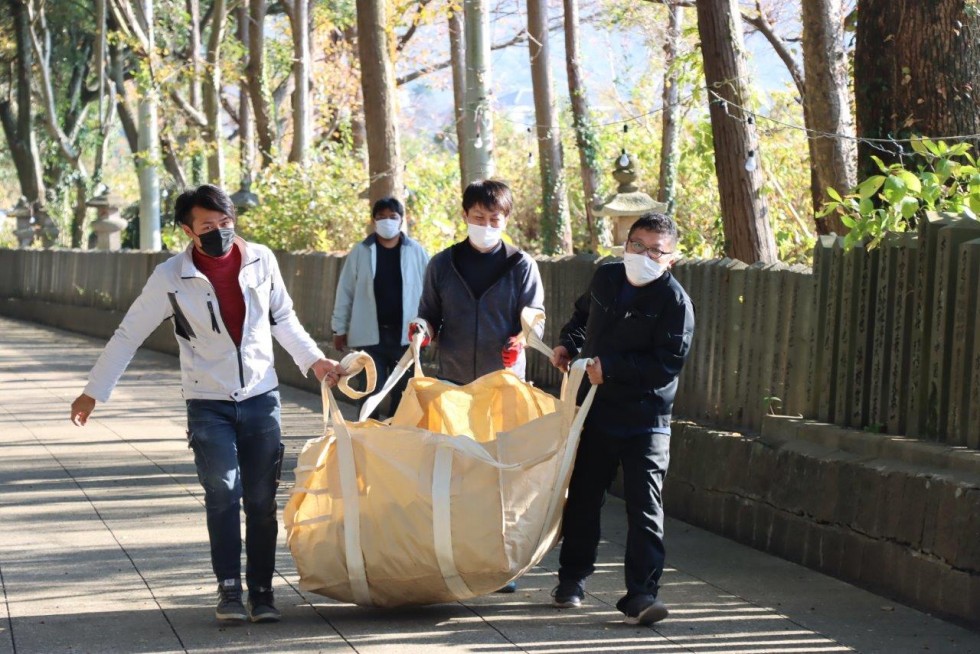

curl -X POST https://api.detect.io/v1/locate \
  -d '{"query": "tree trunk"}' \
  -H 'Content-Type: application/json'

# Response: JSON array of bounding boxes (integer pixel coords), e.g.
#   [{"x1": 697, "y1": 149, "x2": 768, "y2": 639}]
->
[
  {"x1": 696, "y1": 0, "x2": 777, "y2": 264},
  {"x1": 248, "y1": 0, "x2": 277, "y2": 168},
  {"x1": 855, "y1": 0, "x2": 980, "y2": 178},
  {"x1": 657, "y1": 2, "x2": 683, "y2": 214},
  {"x1": 528, "y1": 0, "x2": 571, "y2": 254},
  {"x1": 0, "y1": 0, "x2": 44, "y2": 206},
  {"x1": 356, "y1": 0, "x2": 403, "y2": 203},
  {"x1": 187, "y1": 0, "x2": 204, "y2": 183},
  {"x1": 203, "y1": 0, "x2": 226, "y2": 186},
  {"x1": 801, "y1": 0, "x2": 855, "y2": 235},
  {"x1": 448, "y1": 7, "x2": 469, "y2": 193},
  {"x1": 288, "y1": 0, "x2": 312, "y2": 164},
  {"x1": 564, "y1": 0, "x2": 602, "y2": 251},
  {"x1": 463, "y1": 0, "x2": 495, "y2": 182},
  {"x1": 237, "y1": 5, "x2": 256, "y2": 183},
  {"x1": 137, "y1": 0, "x2": 161, "y2": 249}
]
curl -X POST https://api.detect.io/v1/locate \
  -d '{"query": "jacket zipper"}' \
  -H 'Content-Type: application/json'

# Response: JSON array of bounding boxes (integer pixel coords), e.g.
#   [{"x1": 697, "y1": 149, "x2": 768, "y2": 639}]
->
[{"x1": 206, "y1": 301, "x2": 221, "y2": 333}]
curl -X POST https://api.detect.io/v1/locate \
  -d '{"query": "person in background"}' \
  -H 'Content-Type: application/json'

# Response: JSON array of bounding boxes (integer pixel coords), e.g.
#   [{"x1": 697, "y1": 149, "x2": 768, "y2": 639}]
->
[
  {"x1": 548, "y1": 212, "x2": 695, "y2": 625},
  {"x1": 410, "y1": 178, "x2": 545, "y2": 593},
  {"x1": 331, "y1": 197, "x2": 429, "y2": 418},
  {"x1": 70, "y1": 185, "x2": 345, "y2": 624}
]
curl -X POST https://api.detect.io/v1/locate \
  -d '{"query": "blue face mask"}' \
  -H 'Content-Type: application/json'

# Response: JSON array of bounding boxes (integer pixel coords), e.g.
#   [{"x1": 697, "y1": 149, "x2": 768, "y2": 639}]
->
[{"x1": 198, "y1": 228, "x2": 235, "y2": 257}]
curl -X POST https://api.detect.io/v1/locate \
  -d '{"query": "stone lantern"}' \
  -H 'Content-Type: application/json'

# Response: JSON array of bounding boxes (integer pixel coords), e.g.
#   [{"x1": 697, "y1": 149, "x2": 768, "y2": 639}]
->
[
  {"x1": 231, "y1": 177, "x2": 259, "y2": 215},
  {"x1": 595, "y1": 150, "x2": 667, "y2": 254},
  {"x1": 87, "y1": 187, "x2": 128, "y2": 251},
  {"x1": 9, "y1": 197, "x2": 35, "y2": 248}
]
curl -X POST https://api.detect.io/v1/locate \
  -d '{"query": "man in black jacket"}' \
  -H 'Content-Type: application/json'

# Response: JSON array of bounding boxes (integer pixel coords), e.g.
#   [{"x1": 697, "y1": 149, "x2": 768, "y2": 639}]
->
[{"x1": 548, "y1": 212, "x2": 695, "y2": 625}]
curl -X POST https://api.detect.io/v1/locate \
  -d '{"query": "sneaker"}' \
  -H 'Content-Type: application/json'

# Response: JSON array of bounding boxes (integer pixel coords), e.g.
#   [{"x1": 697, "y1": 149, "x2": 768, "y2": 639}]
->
[
  {"x1": 618, "y1": 594, "x2": 669, "y2": 626},
  {"x1": 215, "y1": 579, "x2": 247, "y2": 622},
  {"x1": 495, "y1": 581, "x2": 518, "y2": 593},
  {"x1": 247, "y1": 588, "x2": 281, "y2": 623},
  {"x1": 551, "y1": 580, "x2": 585, "y2": 609}
]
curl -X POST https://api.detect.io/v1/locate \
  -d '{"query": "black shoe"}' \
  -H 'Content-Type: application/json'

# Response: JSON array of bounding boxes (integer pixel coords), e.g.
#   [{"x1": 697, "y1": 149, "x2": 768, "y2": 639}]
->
[
  {"x1": 215, "y1": 579, "x2": 247, "y2": 622},
  {"x1": 617, "y1": 594, "x2": 669, "y2": 625},
  {"x1": 247, "y1": 587, "x2": 281, "y2": 623},
  {"x1": 495, "y1": 581, "x2": 518, "y2": 593},
  {"x1": 551, "y1": 579, "x2": 584, "y2": 608}
]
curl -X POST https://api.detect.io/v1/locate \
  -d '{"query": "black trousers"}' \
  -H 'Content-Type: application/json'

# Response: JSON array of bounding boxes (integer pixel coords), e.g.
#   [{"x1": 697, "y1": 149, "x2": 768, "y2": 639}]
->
[
  {"x1": 359, "y1": 325, "x2": 409, "y2": 420},
  {"x1": 558, "y1": 428, "x2": 671, "y2": 598}
]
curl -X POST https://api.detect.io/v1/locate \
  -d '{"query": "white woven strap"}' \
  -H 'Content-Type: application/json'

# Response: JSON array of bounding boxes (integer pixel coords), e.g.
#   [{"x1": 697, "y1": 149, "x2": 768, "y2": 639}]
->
[
  {"x1": 431, "y1": 445, "x2": 474, "y2": 599},
  {"x1": 520, "y1": 307, "x2": 553, "y2": 359},
  {"x1": 357, "y1": 331, "x2": 426, "y2": 422},
  {"x1": 334, "y1": 351, "x2": 378, "y2": 402},
  {"x1": 319, "y1": 372, "x2": 372, "y2": 606},
  {"x1": 538, "y1": 358, "x2": 598, "y2": 547}
]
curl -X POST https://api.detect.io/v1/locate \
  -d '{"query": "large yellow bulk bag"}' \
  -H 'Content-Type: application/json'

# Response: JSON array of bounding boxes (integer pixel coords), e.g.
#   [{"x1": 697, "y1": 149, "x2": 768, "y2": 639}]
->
[{"x1": 284, "y1": 310, "x2": 596, "y2": 607}]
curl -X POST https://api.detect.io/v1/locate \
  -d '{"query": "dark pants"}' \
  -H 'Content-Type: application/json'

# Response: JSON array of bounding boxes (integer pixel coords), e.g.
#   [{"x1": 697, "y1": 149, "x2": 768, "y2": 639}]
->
[
  {"x1": 360, "y1": 325, "x2": 409, "y2": 420},
  {"x1": 558, "y1": 428, "x2": 671, "y2": 598},
  {"x1": 186, "y1": 389, "x2": 284, "y2": 591}
]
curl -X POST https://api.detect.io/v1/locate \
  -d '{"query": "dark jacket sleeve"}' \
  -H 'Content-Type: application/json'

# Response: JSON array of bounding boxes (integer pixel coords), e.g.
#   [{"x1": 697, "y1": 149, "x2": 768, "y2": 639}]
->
[
  {"x1": 416, "y1": 255, "x2": 443, "y2": 335},
  {"x1": 602, "y1": 292, "x2": 695, "y2": 390},
  {"x1": 559, "y1": 288, "x2": 591, "y2": 357}
]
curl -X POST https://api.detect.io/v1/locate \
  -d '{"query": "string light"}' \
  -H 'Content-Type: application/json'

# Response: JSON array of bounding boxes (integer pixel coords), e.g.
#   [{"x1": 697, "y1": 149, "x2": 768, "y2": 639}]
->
[
  {"x1": 473, "y1": 128, "x2": 483, "y2": 150},
  {"x1": 618, "y1": 150, "x2": 630, "y2": 167},
  {"x1": 744, "y1": 149, "x2": 758, "y2": 172},
  {"x1": 526, "y1": 127, "x2": 534, "y2": 167}
]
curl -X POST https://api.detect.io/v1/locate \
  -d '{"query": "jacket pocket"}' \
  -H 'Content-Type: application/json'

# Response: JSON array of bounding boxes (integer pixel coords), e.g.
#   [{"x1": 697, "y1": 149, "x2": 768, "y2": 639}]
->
[{"x1": 168, "y1": 292, "x2": 196, "y2": 340}]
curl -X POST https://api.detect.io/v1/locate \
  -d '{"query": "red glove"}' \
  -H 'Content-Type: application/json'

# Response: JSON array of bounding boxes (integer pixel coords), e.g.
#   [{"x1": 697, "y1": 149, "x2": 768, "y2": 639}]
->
[
  {"x1": 408, "y1": 320, "x2": 431, "y2": 348},
  {"x1": 501, "y1": 336, "x2": 524, "y2": 368}
]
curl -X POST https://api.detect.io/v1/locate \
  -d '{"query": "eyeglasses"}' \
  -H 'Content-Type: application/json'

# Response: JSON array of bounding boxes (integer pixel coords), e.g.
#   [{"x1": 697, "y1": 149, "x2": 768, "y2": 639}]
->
[{"x1": 627, "y1": 239, "x2": 673, "y2": 260}]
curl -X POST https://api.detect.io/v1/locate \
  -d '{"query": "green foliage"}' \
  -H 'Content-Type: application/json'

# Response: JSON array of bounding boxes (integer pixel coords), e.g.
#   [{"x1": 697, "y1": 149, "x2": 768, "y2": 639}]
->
[
  {"x1": 817, "y1": 139, "x2": 980, "y2": 248},
  {"x1": 236, "y1": 149, "x2": 366, "y2": 253}
]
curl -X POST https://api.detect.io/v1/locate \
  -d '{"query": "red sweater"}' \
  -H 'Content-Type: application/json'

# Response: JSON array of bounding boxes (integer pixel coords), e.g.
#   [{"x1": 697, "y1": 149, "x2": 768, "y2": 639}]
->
[{"x1": 192, "y1": 245, "x2": 246, "y2": 346}]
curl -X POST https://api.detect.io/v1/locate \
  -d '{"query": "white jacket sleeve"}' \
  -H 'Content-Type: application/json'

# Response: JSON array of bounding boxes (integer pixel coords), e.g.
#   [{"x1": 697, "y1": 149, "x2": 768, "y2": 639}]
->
[
  {"x1": 83, "y1": 268, "x2": 172, "y2": 402},
  {"x1": 269, "y1": 255, "x2": 326, "y2": 376},
  {"x1": 330, "y1": 247, "x2": 358, "y2": 335}
]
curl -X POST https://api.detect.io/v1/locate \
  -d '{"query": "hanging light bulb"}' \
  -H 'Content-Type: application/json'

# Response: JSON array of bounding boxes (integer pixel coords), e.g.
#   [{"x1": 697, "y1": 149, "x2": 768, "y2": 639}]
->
[
  {"x1": 473, "y1": 130, "x2": 483, "y2": 150},
  {"x1": 618, "y1": 149, "x2": 630, "y2": 168},
  {"x1": 744, "y1": 149, "x2": 758, "y2": 172},
  {"x1": 526, "y1": 151, "x2": 534, "y2": 168}
]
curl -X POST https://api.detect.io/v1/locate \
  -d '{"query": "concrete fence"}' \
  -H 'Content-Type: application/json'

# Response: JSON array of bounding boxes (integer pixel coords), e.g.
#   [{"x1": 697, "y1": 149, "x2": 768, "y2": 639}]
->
[
  {"x1": 2, "y1": 225, "x2": 978, "y2": 451},
  {"x1": 0, "y1": 248, "x2": 814, "y2": 435},
  {"x1": 811, "y1": 212, "x2": 980, "y2": 449}
]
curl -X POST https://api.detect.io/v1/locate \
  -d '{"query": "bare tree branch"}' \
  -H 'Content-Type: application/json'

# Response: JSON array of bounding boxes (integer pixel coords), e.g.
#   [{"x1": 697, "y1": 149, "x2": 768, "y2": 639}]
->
[
  {"x1": 397, "y1": 28, "x2": 529, "y2": 86},
  {"x1": 170, "y1": 88, "x2": 209, "y2": 127},
  {"x1": 744, "y1": 1, "x2": 805, "y2": 100},
  {"x1": 25, "y1": 0, "x2": 86, "y2": 173},
  {"x1": 396, "y1": 0, "x2": 434, "y2": 52}
]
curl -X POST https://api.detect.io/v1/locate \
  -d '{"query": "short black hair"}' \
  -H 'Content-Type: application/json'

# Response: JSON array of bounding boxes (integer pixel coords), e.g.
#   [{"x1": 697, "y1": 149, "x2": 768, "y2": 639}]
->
[
  {"x1": 627, "y1": 212, "x2": 679, "y2": 243},
  {"x1": 462, "y1": 179, "x2": 513, "y2": 216},
  {"x1": 173, "y1": 185, "x2": 236, "y2": 228},
  {"x1": 372, "y1": 196, "x2": 404, "y2": 219}
]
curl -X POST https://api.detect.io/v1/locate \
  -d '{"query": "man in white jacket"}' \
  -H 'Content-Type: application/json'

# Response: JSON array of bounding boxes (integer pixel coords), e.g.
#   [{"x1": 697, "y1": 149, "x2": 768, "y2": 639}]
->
[
  {"x1": 331, "y1": 197, "x2": 429, "y2": 418},
  {"x1": 69, "y1": 185, "x2": 344, "y2": 624}
]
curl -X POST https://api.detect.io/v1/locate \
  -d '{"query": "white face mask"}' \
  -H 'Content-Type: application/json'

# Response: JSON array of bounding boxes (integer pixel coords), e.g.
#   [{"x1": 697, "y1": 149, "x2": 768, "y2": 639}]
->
[
  {"x1": 467, "y1": 223, "x2": 503, "y2": 250},
  {"x1": 623, "y1": 251, "x2": 667, "y2": 286},
  {"x1": 374, "y1": 217, "x2": 401, "y2": 240}
]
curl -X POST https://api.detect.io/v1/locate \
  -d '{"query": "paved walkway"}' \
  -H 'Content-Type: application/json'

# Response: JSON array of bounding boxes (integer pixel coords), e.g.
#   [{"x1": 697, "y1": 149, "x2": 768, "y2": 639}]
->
[{"x1": 1, "y1": 316, "x2": 977, "y2": 654}]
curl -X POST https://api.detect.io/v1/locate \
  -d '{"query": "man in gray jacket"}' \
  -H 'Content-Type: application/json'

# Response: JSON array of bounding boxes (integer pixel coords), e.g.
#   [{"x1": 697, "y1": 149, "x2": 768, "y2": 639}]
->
[
  {"x1": 412, "y1": 180, "x2": 545, "y2": 593},
  {"x1": 412, "y1": 179, "x2": 544, "y2": 387},
  {"x1": 331, "y1": 197, "x2": 429, "y2": 418}
]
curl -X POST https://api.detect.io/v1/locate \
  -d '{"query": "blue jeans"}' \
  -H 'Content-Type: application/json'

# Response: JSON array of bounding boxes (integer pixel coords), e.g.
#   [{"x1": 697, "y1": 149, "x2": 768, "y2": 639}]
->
[
  {"x1": 558, "y1": 428, "x2": 671, "y2": 598},
  {"x1": 186, "y1": 390, "x2": 284, "y2": 590}
]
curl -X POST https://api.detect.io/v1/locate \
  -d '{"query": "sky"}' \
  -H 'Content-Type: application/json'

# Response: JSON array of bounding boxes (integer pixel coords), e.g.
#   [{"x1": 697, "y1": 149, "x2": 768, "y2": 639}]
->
[{"x1": 396, "y1": 2, "x2": 797, "y2": 139}]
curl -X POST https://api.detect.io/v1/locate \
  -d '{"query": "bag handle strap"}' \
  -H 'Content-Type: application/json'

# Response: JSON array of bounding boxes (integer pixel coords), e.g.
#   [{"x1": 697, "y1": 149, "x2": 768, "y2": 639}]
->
[
  {"x1": 519, "y1": 307, "x2": 554, "y2": 359},
  {"x1": 356, "y1": 331, "x2": 425, "y2": 422},
  {"x1": 334, "y1": 351, "x2": 378, "y2": 401},
  {"x1": 318, "y1": 356, "x2": 373, "y2": 606}
]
